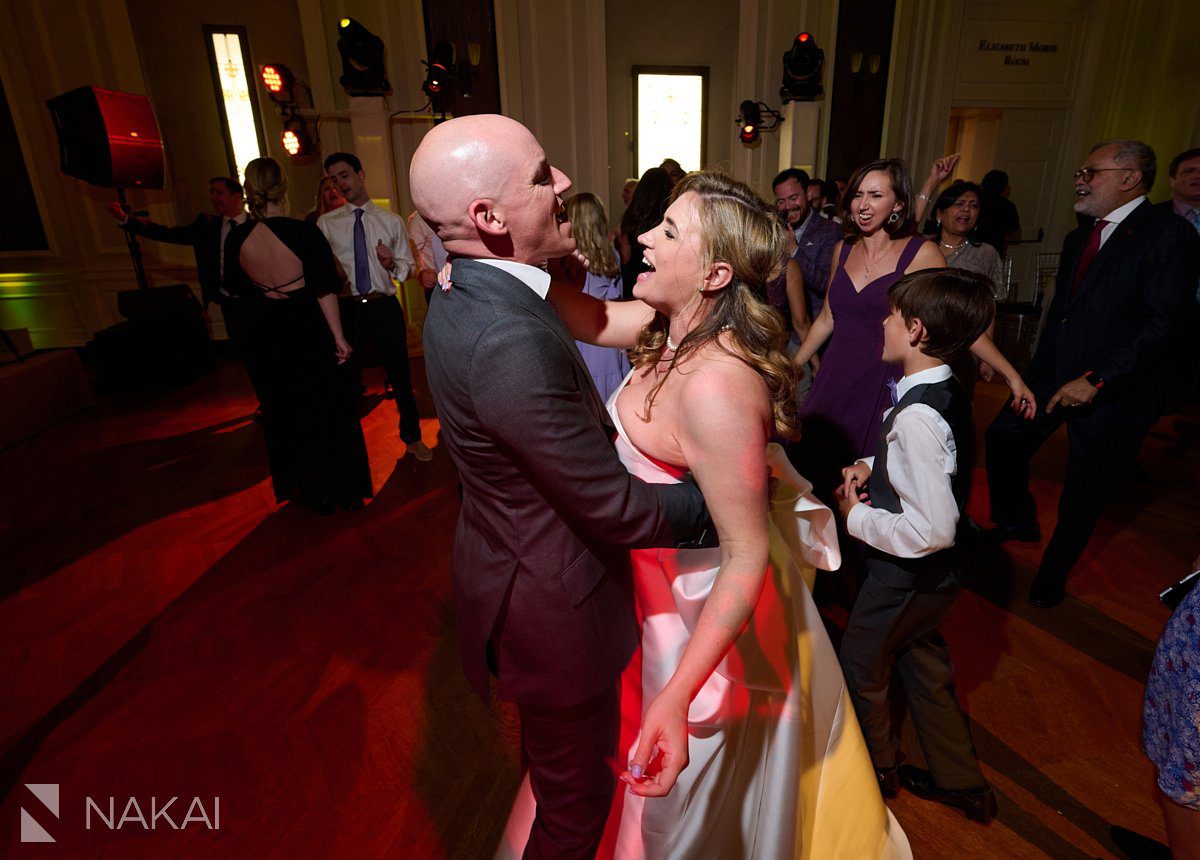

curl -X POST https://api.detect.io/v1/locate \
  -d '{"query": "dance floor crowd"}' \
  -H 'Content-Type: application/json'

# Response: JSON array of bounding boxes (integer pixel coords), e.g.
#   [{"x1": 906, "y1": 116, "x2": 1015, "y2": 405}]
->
[{"x1": 2, "y1": 121, "x2": 1198, "y2": 858}]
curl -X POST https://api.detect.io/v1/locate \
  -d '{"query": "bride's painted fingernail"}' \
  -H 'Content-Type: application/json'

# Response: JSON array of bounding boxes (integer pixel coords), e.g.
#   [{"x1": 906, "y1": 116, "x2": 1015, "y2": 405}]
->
[{"x1": 630, "y1": 764, "x2": 643, "y2": 779}]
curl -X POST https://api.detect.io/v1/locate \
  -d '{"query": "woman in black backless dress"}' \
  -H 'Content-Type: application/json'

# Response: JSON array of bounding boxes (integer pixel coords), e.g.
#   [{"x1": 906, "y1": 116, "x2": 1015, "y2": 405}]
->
[{"x1": 223, "y1": 157, "x2": 371, "y2": 513}]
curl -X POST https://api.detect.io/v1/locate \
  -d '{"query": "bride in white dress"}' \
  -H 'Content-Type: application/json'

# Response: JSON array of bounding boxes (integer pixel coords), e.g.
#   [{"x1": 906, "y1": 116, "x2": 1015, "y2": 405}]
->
[{"x1": 496, "y1": 172, "x2": 910, "y2": 859}]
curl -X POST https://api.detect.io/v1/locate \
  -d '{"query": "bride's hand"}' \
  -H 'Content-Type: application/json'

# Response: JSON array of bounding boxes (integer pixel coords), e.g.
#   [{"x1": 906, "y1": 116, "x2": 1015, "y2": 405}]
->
[
  {"x1": 621, "y1": 688, "x2": 689, "y2": 797},
  {"x1": 546, "y1": 251, "x2": 589, "y2": 290}
]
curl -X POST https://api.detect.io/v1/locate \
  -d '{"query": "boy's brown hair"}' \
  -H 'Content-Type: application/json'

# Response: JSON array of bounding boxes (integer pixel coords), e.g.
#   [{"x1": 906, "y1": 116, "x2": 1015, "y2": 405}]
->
[{"x1": 888, "y1": 268, "x2": 995, "y2": 363}]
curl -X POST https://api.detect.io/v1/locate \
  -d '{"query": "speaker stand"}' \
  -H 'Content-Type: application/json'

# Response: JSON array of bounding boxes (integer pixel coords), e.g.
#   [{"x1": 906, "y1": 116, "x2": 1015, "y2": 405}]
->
[{"x1": 117, "y1": 187, "x2": 150, "y2": 291}]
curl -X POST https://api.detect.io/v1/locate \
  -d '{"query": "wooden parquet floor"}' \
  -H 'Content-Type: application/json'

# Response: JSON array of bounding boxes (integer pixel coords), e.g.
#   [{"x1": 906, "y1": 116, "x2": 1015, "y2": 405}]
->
[{"x1": 1, "y1": 352, "x2": 1196, "y2": 858}]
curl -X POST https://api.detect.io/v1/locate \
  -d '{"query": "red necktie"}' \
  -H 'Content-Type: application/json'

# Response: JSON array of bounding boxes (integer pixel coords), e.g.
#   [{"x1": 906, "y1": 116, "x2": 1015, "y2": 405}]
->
[{"x1": 1071, "y1": 219, "x2": 1108, "y2": 294}]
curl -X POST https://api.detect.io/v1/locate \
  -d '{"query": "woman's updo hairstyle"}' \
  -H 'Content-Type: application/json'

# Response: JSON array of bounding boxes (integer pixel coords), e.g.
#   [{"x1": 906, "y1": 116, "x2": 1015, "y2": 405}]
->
[
  {"x1": 628, "y1": 171, "x2": 800, "y2": 439},
  {"x1": 244, "y1": 157, "x2": 288, "y2": 220}
]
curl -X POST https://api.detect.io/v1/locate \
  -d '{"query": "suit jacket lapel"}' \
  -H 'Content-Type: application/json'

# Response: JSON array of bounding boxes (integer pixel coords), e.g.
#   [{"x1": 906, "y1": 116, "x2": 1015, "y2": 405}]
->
[
  {"x1": 453, "y1": 260, "x2": 613, "y2": 430},
  {"x1": 1068, "y1": 200, "x2": 1151, "y2": 306}
]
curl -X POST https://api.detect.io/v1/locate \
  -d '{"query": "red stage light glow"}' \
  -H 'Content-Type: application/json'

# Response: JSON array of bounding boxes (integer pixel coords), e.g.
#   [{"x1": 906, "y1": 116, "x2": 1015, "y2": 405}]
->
[
  {"x1": 262, "y1": 66, "x2": 284, "y2": 94},
  {"x1": 282, "y1": 129, "x2": 301, "y2": 156}
]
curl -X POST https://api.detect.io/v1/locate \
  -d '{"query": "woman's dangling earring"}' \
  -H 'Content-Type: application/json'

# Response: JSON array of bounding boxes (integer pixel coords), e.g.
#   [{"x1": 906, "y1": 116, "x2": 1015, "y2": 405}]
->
[{"x1": 887, "y1": 210, "x2": 901, "y2": 225}]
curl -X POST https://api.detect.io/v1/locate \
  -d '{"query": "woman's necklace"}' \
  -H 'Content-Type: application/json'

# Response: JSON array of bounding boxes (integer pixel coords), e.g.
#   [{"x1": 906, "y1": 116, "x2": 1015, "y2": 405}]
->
[
  {"x1": 940, "y1": 238, "x2": 967, "y2": 251},
  {"x1": 860, "y1": 241, "x2": 887, "y2": 277},
  {"x1": 665, "y1": 290, "x2": 704, "y2": 352}
]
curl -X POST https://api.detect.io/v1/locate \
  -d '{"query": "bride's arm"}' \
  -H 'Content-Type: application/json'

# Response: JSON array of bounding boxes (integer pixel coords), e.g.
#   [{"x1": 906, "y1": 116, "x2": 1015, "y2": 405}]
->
[
  {"x1": 545, "y1": 274, "x2": 655, "y2": 349},
  {"x1": 623, "y1": 360, "x2": 772, "y2": 797}
]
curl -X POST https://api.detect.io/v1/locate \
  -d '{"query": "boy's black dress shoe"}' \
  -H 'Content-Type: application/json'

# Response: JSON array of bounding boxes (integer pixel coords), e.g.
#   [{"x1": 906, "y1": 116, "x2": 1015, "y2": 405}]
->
[
  {"x1": 1028, "y1": 579, "x2": 1066, "y2": 609},
  {"x1": 899, "y1": 766, "x2": 997, "y2": 824},
  {"x1": 875, "y1": 767, "x2": 899, "y2": 799},
  {"x1": 981, "y1": 522, "x2": 1042, "y2": 545}
]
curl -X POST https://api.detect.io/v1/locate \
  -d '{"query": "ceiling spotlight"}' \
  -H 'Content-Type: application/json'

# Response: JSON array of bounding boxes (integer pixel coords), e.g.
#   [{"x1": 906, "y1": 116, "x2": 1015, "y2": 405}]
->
[
  {"x1": 423, "y1": 40, "x2": 456, "y2": 113},
  {"x1": 336, "y1": 17, "x2": 390, "y2": 97},
  {"x1": 781, "y1": 32, "x2": 824, "y2": 103},
  {"x1": 737, "y1": 100, "x2": 782, "y2": 146},
  {"x1": 739, "y1": 100, "x2": 762, "y2": 144}
]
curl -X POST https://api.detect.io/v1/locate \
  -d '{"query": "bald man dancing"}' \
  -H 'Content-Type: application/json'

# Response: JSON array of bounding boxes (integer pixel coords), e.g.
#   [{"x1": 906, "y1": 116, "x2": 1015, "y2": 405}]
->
[{"x1": 411, "y1": 116, "x2": 711, "y2": 857}]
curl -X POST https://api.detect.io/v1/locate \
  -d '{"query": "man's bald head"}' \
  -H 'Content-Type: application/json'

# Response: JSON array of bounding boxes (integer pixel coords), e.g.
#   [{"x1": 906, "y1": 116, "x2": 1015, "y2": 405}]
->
[{"x1": 409, "y1": 114, "x2": 574, "y2": 263}]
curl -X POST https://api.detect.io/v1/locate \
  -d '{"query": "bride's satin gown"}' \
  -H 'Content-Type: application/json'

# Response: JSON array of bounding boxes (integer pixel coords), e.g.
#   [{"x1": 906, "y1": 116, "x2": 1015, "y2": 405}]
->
[{"x1": 497, "y1": 374, "x2": 911, "y2": 859}]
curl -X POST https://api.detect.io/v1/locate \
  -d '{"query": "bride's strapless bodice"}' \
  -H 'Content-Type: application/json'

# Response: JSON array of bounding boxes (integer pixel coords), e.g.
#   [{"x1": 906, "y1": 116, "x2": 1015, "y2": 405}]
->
[
  {"x1": 609, "y1": 379, "x2": 686, "y2": 487},
  {"x1": 606, "y1": 373, "x2": 842, "y2": 704}
]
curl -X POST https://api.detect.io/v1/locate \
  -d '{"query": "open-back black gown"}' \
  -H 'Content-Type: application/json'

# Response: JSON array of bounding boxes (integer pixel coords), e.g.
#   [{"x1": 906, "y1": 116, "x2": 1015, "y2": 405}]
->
[{"x1": 224, "y1": 217, "x2": 372, "y2": 512}]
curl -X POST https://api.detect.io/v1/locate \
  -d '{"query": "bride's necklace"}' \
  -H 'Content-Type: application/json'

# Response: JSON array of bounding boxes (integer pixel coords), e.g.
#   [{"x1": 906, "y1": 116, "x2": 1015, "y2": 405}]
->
[{"x1": 665, "y1": 290, "x2": 704, "y2": 352}]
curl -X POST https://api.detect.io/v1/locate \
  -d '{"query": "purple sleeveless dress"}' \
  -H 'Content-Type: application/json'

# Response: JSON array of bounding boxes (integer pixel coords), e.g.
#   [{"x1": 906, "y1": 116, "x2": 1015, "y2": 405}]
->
[{"x1": 796, "y1": 235, "x2": 925, "y2": 490}]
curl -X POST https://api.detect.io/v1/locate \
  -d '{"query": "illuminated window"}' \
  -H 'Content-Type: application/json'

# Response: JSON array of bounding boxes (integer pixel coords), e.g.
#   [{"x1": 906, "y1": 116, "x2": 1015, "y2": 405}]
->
[
  {"x1": 633, "y1": 67, "x2": 707, "y2": 178},
  {"x1": 204, "y1": 26, "x2": 265, "y2": 183}
]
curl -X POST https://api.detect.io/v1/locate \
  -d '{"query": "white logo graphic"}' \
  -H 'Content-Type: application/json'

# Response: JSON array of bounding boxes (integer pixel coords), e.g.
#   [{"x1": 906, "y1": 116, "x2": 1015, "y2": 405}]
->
[{"x1": 21, "y1": 783, "x2": 59, "y2": 843}]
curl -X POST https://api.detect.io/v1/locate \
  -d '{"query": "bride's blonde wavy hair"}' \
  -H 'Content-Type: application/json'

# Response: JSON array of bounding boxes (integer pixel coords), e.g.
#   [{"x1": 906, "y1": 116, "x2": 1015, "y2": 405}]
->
[
  {"x1": 628, "y1": 171, "x2": 800, "y2": 439},
  {"x1": 244, "y1": 157, "x2": 289, "y2": 220}
]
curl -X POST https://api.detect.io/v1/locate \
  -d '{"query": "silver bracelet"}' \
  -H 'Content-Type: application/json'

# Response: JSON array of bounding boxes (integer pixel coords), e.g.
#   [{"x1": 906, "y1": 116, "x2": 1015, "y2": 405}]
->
[{"x1": 916, "y1": 193, "x2": 931, "y2": 201}]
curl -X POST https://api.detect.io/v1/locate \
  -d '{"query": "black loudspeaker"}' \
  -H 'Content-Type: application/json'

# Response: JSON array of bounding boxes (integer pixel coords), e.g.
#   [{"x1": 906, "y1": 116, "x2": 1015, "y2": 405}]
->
[
  {"x1": 46, "y1": 86, "x2": 164, "y2": 189},
  {"x1": 88, "y1": 284, "x2": 211, "y2": 389},
  {"x1": 117, "y1": 282, "x2": 201, "y2": 322}
]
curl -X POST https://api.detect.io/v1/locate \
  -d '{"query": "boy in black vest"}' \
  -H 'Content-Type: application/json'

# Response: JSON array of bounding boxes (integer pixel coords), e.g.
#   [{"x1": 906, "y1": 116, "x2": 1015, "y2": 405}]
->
[{"x1": 835, "y1": 268, "x2": 998, "y2": 824}]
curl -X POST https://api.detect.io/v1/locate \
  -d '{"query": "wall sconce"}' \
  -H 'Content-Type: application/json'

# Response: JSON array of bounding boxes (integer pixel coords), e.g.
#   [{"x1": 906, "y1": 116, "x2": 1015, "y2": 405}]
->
[
  {"x1": 467, "y1": 42, "x2": 481, "y2": 68},
  {"x1": 850, "y1": 52, "x2": 863, "y2": 74},
  {"x1": 868, "y1": 53, "x2": 882, "y2": 75}
]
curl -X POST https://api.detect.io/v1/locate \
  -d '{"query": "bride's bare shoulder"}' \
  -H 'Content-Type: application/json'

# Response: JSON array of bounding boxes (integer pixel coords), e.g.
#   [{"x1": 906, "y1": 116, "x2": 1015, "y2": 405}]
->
[{"x1": 679, "y1": 338, "x2": 769, "y2": 409}]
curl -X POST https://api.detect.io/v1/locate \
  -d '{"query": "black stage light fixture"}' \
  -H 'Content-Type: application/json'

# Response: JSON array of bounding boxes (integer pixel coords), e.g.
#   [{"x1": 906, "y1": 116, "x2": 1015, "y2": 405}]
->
[
  {"x1": 260, "y1": 64, "x2": 296, "y2": 105},
  {"x1": 337, "y1": 17, "x2": 390, "y2": 97},
  {"x1": 781, "y1": 32, "x2": 824, "y2": 103},
  {"x1": 422, "y1": 40, "x2": 455, "y2": 113},
  {"x1": 739, "y1": 100, "x2": 763, "y2": 144},
  {"x1": 737, "y1": 100, "x2": 782, "y2": 146}
]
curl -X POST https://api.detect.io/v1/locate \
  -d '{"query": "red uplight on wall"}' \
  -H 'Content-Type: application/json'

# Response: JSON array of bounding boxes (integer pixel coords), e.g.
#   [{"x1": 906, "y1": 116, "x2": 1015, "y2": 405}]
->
[
  {"x1": 282, "y1": 128, "x2": 301, "y2": 156},
  {"x1": 260, "y1": 64, "x2": 296, "y2": 104},
  {"x1": 281, "y1": 118, "x2": 315, "y2": 158}
]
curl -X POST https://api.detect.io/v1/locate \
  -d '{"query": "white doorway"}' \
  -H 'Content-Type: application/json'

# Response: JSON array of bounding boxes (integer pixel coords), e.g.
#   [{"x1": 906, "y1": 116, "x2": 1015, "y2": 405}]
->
[{"x1": 946, "y1": 107, "x2": 1069, "y2": 303}]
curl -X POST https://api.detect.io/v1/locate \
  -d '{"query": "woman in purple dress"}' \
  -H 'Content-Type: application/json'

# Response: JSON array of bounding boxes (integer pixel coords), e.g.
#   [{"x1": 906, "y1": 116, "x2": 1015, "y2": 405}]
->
[
  {"x1": 791, "y1": 159, "x2": 1034, "y2": 492},
  {"x1": 565, "y1": 192, "x2": 631, "y2": 402}
]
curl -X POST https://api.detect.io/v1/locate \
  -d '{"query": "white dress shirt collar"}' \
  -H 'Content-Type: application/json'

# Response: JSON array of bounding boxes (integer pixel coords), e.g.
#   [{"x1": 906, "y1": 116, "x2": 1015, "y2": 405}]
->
[
  {"x1": 1096, "y1": 195, "x2": 1145, "y2": 248},
  {"x1": 895, "y1": 364, "x2": 953, "y2": 402},
  {"x1": 475, "y1": 259, "x2": 551, "y2": 299},
  {"x1": 1100, "y1": 195, "x2": 1146, "y2": 225}
]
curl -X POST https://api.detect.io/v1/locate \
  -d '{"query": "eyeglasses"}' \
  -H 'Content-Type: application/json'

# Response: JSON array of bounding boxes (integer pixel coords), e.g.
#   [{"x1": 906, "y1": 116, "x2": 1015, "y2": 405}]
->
[{"x1": 1073, "y1": 167, "x2": 1131, "y2": 182}]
